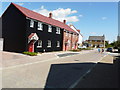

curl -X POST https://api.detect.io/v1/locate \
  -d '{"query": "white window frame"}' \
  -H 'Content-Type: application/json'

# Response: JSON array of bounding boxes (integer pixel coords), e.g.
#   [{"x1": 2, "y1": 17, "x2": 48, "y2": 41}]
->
[
  {"x1": 38, "y1": 22, "x2": 43, "y2": 30},
  {"x1": 48, "y1": 25, "x2": 52, "y2": 32},
  {"x1": 100, "y1": 44, "x2": 103, "y2": 47},
  {"x1": 30, "y1": 20, "x2": 34, "y2": 28},
  {"x1": 47, "y1": 40, "x2": 51, "y2": 48},
  {"x1": 72, "y1": 33, "x2": 74, "y2": 37},
  {"x1": 69, "y1": 33, "x2": 71, "y2": 37},
  {"x1": 37, "y1": 40, "x2": 42, "y2": 48},
  {"x1": 56, "y1": 27, "x2": 60, "y2": 34},
  {"x1": 72, "y1": 43, "x2": 75, "y2": 48},
  {"x1": 66, "y1": 31, "x2": 69, "y2": 36},
  {"x1": 57, "y1": 41, "x2": 60, "y2": 47}
]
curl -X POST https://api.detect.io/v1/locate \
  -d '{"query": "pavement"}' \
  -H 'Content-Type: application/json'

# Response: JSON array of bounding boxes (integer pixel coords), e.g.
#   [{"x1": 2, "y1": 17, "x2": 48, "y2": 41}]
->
[
  {"x1": 1, "y1": 49, "x2": 107, "y2": 88},
  {"x1": 0, "y1": 49, "x2": 94, "y2": 68}
]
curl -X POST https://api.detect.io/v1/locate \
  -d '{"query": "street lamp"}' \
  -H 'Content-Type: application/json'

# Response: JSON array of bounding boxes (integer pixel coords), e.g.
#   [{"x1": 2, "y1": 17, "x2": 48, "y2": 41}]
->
[{"x1": 103, "y1": 35, "x2": 105, "y2": 52}]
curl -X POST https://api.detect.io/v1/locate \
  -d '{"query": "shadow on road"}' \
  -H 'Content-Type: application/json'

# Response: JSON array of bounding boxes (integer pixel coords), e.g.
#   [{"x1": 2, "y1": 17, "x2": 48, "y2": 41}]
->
[
  {"x1": 44, "y1": 63, "x2": 95, "y2": 89},
  {"x1": 44, "y1": 58, "x2": 120, "y2": 89},
  {"x1": 114, "y1": 56, "x2": 120, "y2": 88}
]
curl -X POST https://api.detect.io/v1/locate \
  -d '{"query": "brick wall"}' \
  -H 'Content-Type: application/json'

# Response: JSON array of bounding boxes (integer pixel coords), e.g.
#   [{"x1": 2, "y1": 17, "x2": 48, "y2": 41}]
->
[{"x1": 62, "y1": 31, "x2": 78, "y2": 51}]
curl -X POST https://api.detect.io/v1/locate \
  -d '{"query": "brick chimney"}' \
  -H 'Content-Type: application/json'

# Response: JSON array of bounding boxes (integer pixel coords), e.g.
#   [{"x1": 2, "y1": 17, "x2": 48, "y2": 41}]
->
[
  {"x1": 49, "y1": 13, "x2": 52, "y2": 18},
  {"x1": 63, "y1": 20, "x2": 66, "y2": 24}
]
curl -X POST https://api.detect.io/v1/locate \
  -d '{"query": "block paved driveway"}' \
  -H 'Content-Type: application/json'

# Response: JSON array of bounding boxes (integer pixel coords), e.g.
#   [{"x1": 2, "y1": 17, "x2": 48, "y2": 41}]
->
[{"x1": 1, "y1": 50, "x2": 107, "y2": 88}]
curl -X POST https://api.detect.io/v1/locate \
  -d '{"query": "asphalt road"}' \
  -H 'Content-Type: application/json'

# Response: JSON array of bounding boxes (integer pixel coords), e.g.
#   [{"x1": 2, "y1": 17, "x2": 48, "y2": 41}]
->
[{"x1": 1, "y1": 50, "x2": 106, "y2": 88}]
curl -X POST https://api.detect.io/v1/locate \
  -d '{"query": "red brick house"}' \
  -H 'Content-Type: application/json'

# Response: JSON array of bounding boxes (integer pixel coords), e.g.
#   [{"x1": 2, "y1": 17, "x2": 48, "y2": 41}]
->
[{"x1": 63, "y1": 24, "x2": 79, "y2": 51}]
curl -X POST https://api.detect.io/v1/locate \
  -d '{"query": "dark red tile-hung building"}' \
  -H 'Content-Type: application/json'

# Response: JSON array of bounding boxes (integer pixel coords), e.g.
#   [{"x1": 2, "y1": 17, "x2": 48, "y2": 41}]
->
[{"x1": 2, "y1": 3, "x2": 79, "y2": 53}]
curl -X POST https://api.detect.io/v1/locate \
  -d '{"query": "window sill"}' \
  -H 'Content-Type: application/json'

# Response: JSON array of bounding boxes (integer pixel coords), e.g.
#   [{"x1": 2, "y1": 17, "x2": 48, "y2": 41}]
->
[
  {"x1": 56, "y1": 33, "x2": 60, "y2": 34},
  {"x1": 47, "y1": 46, "x2": 51, "y2": 48},
  {"x1": 37, "y1": 46, "x2": 42, "y2": 48},
  {"x1": 38, "y1": 30, "x2": 43, "y2": 31}
]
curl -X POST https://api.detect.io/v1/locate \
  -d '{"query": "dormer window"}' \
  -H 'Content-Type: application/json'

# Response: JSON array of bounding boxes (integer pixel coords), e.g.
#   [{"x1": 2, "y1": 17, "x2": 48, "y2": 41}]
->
[
  {"x1": 38, "y1": 22, "x2": 43, "y2": 30},
  {"x1": 48, "y1": 25, "x2": 52, "y2": 32},
  {"x1": 56, "y1": 27, "x2": 60, "y2": 34},
  {"x1": 30, "y1": 20, "x2": 34, "y2": 28}
]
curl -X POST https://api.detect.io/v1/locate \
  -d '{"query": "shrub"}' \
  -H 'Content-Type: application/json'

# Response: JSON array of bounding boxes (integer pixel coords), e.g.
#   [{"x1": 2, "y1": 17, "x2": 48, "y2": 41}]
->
[
  {"x1": 23, "y1": 52, "x2": 38, "y2": 56},
  {"x1": 78, "y1": 48, "x2": 92, "y2": 50},
  {"x1": 69, "y1": 49, "x2": 81, "y2": 52}
]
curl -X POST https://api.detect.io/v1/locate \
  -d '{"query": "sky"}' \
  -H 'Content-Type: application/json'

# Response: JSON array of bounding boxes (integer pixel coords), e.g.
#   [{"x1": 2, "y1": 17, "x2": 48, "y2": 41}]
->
[{"x1": 1, "y1": 2, "x2": 118, "y2": 43}]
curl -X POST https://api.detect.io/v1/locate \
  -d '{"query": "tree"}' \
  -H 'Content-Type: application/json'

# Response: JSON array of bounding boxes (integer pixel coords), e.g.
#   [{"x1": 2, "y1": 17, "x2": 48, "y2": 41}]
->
[{"x1": 114, "y1": 41, "x2": 120, "y2": 49}]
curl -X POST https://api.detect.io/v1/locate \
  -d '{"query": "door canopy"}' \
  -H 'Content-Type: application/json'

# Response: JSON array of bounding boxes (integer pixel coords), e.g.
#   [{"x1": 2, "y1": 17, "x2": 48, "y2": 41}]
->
[{"x1": 28, "y1": 33, "x2": 39, "y2": 42}]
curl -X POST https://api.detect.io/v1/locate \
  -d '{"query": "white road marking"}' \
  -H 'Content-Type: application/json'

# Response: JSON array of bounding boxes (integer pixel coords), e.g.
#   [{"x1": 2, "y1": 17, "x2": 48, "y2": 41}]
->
[
  {"x1": 68, "y1": 53, "x2": 108, "y2": 89},
  {"x1": 2, "y1": 51, "x2": 95, "y2": 70}
]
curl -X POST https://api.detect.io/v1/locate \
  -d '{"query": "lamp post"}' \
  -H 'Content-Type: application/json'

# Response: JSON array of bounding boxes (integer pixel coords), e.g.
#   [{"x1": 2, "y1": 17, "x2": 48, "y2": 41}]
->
[{"x1": 103, "y1": 35, "x2": 105, "y2": 52}]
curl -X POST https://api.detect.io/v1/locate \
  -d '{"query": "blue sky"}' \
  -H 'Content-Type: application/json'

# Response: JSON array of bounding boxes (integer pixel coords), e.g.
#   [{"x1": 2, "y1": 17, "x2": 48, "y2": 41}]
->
[{"x1": 1, "y1": 2, "x2": 118, "y2": 43}]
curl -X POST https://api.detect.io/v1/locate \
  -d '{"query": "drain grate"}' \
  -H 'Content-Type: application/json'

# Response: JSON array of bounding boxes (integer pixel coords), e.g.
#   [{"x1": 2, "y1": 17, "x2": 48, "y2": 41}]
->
[{"x1": 57, "y1": 53, "x2": 79, "y2": 57}]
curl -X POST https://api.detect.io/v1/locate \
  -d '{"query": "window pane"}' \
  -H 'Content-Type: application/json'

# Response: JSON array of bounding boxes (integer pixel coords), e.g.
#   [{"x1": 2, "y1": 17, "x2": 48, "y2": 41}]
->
[
  {"x1": 37, "y1": 40, "x2": 42, "y2": 48},
  {"x1": 38, "y1": 22, "x2": 43, "y2": 30},
  {"x1": 56, "y1": 27, "x2": 60, "y2": 34},
  {"x1": 57, "y1": 41, "x2": 60, "y2": 47},
  {"x1": 48, "y1": 25, "x2": 52, "y2": 32},
  {"x1": 30, "y1": 20, "x2": 34, "y2": 27},
  {"x1": 47, "y1": 40, "x2": 51, "y2": 47}
]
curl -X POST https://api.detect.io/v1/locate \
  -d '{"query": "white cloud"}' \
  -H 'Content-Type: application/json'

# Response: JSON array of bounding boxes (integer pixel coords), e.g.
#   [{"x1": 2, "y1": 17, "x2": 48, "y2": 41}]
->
[
  {"x1": 79, "y1": 14, "x2": 83, "y2": 17},
  {"x1": 16, "y1": 3, "x2": 24, "y2": 6},
  {"x1": 101, "y1": 17, "x2": 108, "y2": 20},
  {"x1": 40, "y1": 5, "x2": 44, "y2": 9},
  {"x1": 33, "y1": 6, "x2": 79, "y2": 23}
]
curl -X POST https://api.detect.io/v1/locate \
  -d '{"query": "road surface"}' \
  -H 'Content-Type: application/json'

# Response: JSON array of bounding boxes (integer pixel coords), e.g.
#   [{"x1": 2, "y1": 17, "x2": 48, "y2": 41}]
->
[{"x1": 1, "y1": 50, "x2": 106, "y2": 88}]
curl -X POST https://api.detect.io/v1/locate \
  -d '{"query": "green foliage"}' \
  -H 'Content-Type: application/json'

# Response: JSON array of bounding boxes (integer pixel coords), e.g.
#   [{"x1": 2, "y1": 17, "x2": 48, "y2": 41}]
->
[
  {"x1": 107, "y1": 41, "x2": 120, "y2": 49},
  {"x1": 69, "y1": 49, "x2": 81, "y2": 52},
  {"x1": 114, "y1": 41, "x2": 120, "y2": 49},
  {"x1": 70, "y1": 48, "x2": 92, "y2": 52},
  {"x1": 79, "y1": 48, "x2": 93, "y2": 50},
  {"x1": 106, "y1": 44, "x2": 113, "y2": 48},
  {"x1": 23, "y1": 52, "x2": 38, "y2": 56},
  {"x1": 105, "y1": 41, "x2": 109, "y2": 47}
]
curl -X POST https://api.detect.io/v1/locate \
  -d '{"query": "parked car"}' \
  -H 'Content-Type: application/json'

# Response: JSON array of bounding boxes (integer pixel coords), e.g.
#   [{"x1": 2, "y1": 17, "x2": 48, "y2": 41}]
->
[
  {"x1": 78, "y1": 46, "x2": 87, "y2": 49},
  {"x1": 106, "y1": 48, "x2": 113, "y2": 52}
]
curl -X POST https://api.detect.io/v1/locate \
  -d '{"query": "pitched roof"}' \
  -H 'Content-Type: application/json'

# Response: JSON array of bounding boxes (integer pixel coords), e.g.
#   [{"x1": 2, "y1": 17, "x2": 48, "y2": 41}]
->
[
  {"x1": 89, "y1": 36, "x2": 105, "y2": 41},
  {"x1": 28, "y1": 33, "x2": 36, "y2": 39},
  {"x1": 77, "y1": 29, "x2": 80, "y2": 32},
  {"x1": 11, "y1": 3, "x2": 77, "y2": 33}
]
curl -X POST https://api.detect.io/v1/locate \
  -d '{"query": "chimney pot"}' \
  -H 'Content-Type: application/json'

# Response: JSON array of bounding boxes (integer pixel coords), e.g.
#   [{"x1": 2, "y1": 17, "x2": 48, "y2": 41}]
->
[
  {"x1": 63, "y1": 20, "x2": 66, "y2": 24},
  {"x1": 49, "y1": 13, "x2": 52, "y2": 18}
]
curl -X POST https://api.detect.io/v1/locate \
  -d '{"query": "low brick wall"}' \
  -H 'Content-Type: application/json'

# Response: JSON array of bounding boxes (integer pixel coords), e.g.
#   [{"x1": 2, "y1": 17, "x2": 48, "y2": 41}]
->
[{"x1": 0, "y1": 38, "x2": 3, "y2": 51}]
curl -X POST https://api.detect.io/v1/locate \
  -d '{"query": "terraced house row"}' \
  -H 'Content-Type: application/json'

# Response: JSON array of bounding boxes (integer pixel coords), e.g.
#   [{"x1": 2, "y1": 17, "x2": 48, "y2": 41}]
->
[{"x1": 1, "y1": 3, "x2": 82, "y2": 53}]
